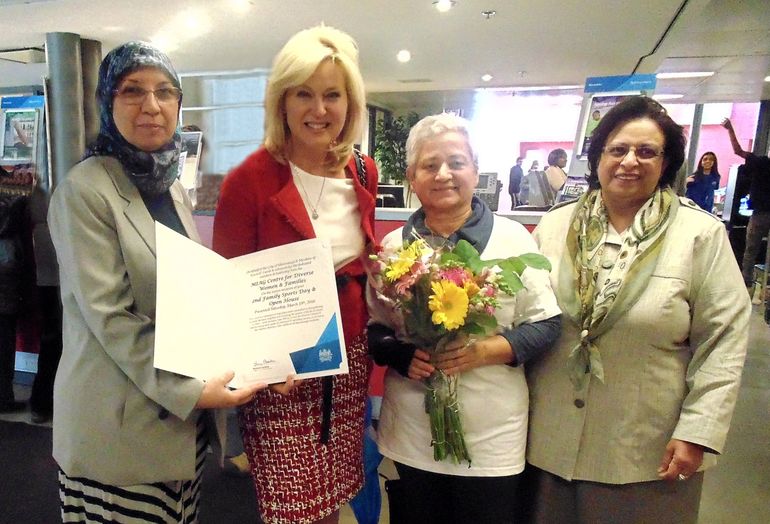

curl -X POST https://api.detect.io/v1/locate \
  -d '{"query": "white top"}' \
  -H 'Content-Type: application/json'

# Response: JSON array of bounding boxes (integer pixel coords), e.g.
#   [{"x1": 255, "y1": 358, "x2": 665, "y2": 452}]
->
[
  {"x1": 291, "y1": 163, "x2": 365, "y2": 269},
  {"x1": 371, "y1": 216, "x2": 561, "y2": 476}
]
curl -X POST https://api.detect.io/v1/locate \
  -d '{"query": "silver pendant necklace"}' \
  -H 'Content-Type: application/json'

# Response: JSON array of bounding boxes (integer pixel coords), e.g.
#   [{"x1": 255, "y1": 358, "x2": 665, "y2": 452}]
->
[{"x1": 292, "y1": 163, "x2": 327, "y2": 220}]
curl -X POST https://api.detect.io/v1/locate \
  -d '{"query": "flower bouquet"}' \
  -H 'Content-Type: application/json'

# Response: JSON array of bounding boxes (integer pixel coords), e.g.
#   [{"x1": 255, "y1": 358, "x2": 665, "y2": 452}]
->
[{"x1": 369, "y1": 235, "x2": 551, "y2": 465}]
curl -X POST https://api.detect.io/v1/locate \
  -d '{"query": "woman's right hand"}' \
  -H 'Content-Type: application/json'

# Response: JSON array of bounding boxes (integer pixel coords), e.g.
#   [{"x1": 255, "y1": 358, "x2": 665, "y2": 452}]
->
[
  {"x1": 408, "y1": 349, "x2": 435, "y2": 381},
  {"x1": 195, "y1": 371, "x2": 267, "y2": 409}
]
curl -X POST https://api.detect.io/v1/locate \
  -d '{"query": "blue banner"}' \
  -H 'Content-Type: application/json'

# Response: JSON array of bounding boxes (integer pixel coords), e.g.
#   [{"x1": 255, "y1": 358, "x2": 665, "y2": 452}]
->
[
  {"x1": 584, "y1": 74, "x2": 657, "y2": 93},
  {"x1": 1, "y1": 96, "x2": 45, "y2": 109}
]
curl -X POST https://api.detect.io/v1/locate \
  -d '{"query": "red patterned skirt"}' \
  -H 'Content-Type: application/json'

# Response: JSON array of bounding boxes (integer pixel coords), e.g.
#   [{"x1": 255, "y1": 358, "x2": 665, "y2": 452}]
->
[{"x1": 239, "y1": 333, "x2": 371, "y2": 524}]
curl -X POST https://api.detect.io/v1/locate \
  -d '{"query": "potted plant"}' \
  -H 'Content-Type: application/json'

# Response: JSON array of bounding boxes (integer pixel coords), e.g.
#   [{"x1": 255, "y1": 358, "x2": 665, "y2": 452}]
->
[{"x1": 374, "y1": 112, "x2": 420, "y2": 206}]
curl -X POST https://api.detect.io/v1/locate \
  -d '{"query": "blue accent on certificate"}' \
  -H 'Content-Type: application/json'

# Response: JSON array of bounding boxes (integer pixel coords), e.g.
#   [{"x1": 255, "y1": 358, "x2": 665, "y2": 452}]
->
[{"x1": 289, "y1": 314, "x2": 343, "y2": 373}]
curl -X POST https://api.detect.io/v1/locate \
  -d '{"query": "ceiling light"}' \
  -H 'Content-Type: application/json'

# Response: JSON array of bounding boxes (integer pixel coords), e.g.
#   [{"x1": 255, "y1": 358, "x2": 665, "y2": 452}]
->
[
  {"x1": 397, "y1": 50, "x2": 411, "y2": 63},
  {"x1": 653, "y1": 94, "x2": 684, "y2": 100},
  {"x1": 150, "y1": 34, "x2": 179, "y2": 53},
  {"x1": 765, "y1": 75, "x2": 770, "y2": 82},
  {"x1": 481, "y1": 74, "x2": 493, "y2": 82},
  {"x1": 481, "y1": 10, "x2": 496, "y2": 19},
  {"x1": 231, "y1": 0, "x2": 254, "y2": 13},
  {"x1": 433, "y1": 0, "x2": 455, "y2": 13},
  {"x1": 656, "y1": 71, "x2": 714, "y2": 79}
]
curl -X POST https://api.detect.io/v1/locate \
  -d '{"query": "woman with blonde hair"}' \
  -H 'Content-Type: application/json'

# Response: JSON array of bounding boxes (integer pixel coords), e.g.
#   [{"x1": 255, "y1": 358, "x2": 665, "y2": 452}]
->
[{"x1": 213, "y1": 25, "x2": 379, "y2": 524}]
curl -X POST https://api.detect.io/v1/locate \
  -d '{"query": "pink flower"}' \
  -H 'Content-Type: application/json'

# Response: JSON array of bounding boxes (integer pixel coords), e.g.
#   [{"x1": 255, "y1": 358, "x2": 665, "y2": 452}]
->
[
  {"x1": 439, "y1": 267, "x2": 471, "y2": 287},
  {"x1": 394, "y1": 261, "x2": 429, "y2": 295}
]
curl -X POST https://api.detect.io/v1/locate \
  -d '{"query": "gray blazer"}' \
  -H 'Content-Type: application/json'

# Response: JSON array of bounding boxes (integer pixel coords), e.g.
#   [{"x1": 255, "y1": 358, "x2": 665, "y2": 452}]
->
[
  {"x1": 49, "y1": 156, "x2": 224, "y2": 485},
  {"x1": 528, "y1": 199, "x2": 749, "y2": 484}
]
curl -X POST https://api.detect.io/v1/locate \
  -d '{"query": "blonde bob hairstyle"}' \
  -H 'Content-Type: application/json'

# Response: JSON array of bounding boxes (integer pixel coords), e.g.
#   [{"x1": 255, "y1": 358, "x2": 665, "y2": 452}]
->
[
  {"x1": 264, "y1": 25, "x2": 366, "y2": 170},
  {"x1": 405, "y1": 112, "x2": 479, "y2": 173}
]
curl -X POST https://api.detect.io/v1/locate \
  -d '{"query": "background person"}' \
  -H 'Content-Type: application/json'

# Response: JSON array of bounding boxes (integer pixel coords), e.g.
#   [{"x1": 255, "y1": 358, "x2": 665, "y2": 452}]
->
[
  {"x1": 509, "y1": 156, "x2": 524, "y2": 209},
  {"x1": 722, "y1": 117, "x2": 770, "y2": 287},
  {"x1": 48, "y1": 41, "x2": 264, "y2": 523},
  {"x1": 0, "y1": 166, "x2": 33, "y2": 414},
  {"x1": 528, "y1": 96, "x2": 750, "y2": 524},
  {"x1": 212, "y1": 26, "x2": 379, "y2": 524},
  {"x1": 544, "y1": 148, "x2": 568, "y2": 194},
  {"x1": 367, "y1": 113, "x2": 561, "y2": 524},
  {"x1": 685, "y1": 151, "x2": 720, "y2": 212}
]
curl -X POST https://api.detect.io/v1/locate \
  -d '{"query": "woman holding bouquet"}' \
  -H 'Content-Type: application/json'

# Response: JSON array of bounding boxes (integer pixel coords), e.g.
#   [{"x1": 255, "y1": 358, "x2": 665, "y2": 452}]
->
[
  {"x1": 528, "y1": 96, "x2": 749, "y2": 523},
  {"x1": 212, "y1": 26, "x2": 378, "y2": 524},
  {"x1": 367, "y1": 113, "x2": 561, "y2": 523}
]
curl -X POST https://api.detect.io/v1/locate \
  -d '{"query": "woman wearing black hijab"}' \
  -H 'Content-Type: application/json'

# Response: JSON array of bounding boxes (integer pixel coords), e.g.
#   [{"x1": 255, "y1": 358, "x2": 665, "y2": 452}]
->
[{"x1": 48, "y1": 41, "x2": 264, "y2": 523}]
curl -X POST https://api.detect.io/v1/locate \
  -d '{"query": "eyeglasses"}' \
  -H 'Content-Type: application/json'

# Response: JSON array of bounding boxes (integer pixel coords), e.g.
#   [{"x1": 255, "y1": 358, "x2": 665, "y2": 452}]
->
[
  {"x1": 113, "y1": 86, "x2": 182, "y2": 105},
  {"x1": 602, "y1": 144, "x2": 664, "y2": 160}
]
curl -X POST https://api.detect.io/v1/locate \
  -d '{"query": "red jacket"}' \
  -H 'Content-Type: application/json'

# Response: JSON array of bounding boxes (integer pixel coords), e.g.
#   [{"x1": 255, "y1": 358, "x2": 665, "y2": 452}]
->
[{"x1": 213, "y1": 147, "x2": 378, "y2": 341}]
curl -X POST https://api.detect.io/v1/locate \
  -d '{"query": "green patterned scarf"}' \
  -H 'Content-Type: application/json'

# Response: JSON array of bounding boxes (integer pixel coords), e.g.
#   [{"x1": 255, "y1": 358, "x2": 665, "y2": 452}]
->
[{"x1": 558, "y1": 187, "x2": 679, "y2": 389}]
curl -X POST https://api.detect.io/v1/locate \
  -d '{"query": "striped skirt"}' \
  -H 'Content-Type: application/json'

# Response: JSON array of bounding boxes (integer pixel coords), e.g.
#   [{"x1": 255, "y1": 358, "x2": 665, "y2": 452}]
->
[{"x1": 58, "y1": 421, "x2": 207, "y2": 523}]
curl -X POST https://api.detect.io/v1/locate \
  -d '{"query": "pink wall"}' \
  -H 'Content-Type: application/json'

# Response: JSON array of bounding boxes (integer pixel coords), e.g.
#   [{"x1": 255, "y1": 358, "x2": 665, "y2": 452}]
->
[
  {"x1": 520, "y1": 141, "x2": 574, "y2": 163},
  {"x1": 694, "y1": 105, "x2": 759, "y2": 187}
]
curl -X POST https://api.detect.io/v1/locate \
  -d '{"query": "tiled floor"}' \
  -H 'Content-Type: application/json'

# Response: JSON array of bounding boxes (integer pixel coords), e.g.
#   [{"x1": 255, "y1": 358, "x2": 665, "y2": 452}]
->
[{"x1": 3, "y1": 306, "x2": 769, "y2": 523}]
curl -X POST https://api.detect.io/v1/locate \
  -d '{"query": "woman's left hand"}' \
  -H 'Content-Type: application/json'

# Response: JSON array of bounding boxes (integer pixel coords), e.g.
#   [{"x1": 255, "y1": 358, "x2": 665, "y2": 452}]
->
[
  {"x1": 434, "y1": 334, "x2": 514, "y2": 375},
  {"x1": 657, "y1": 439, "x2": 705, "y2": 481}
]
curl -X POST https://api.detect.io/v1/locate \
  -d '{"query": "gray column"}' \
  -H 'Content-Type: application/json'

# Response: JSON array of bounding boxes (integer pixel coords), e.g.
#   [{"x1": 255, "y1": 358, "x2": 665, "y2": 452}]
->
[
  {"x1": 80, "y1": 38, "x2": 102, "y2": 146},
  {"x1": 45, "y1": 32, "x2": 85, "y2": 190},
  {"x1": 686, "y1": 103, "x2": 703, "y2": 175}
]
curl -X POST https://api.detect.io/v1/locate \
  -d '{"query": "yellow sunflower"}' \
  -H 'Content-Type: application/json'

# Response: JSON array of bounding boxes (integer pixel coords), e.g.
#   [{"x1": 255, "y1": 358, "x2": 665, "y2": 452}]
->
[{"x1": 429, "y1": 280, "x2": 469, "y2": 330}]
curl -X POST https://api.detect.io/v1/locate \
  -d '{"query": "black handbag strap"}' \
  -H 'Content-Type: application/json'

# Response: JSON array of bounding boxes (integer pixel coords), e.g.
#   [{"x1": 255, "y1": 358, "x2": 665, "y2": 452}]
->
[{"x1": 353, "y1": 148, "x2": 367, "y2": 187}]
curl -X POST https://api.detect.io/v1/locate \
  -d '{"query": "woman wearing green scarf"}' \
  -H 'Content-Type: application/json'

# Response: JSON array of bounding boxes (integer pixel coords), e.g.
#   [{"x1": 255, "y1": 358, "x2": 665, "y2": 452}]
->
[{"x1": 526, "y1": 96, "x2": 749, "y2": 523}]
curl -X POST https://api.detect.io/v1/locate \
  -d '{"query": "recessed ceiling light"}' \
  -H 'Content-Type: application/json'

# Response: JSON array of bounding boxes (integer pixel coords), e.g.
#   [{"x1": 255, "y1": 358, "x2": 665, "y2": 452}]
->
[
  {"x1": 653, "y1": 93, "x2": 684, "y2": 100},
  {"x1": 656, "y1": 71, "x2": 714, "y2": 79},
  {"x1": 765, "y1": 75, "x2": 770, "y2": 82},
  {"x1": 150, "y1": 34, "x2": 179, "y2": 53},
  {"x1": 397, "y1": 50, "x2": 411, "y2": 63},
  {"x1": 481, "y1": 74, "x2": 493, "y2": 82},
  {"x1": 231, "y1": 0, "x2": 255, "y2": 12},
  {"x1": 433, "y1": 0, "x2": 455, "y2": 13}
]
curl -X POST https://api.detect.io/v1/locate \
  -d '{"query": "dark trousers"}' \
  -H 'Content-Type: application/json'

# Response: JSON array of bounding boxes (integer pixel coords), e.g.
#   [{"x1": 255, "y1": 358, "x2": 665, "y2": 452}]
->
[
  {"x1": 391, "y1": 462, "x2": 521, "y2": 524},
  {"x1": 529, "y1": 466, "x2": 703, "y2": 524},
  {"x1": 742, "y1": 210, "x2": 770, "y2": 285},
  {"x1": 0, "y1": 313, "x2": 18, "y2": 402},
  {"x1": 510, "y1": 192, "x2": 521, "y2": 210},
  {"x1": 29, "y1": 286, "x2": 62, "y2": 415}
]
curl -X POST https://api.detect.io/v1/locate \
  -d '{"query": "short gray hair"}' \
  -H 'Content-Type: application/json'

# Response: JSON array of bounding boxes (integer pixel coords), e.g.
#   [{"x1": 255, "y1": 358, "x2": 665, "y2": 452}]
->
[{"x1": 405, "y1": 113, "x2": 477, "y2": 168}]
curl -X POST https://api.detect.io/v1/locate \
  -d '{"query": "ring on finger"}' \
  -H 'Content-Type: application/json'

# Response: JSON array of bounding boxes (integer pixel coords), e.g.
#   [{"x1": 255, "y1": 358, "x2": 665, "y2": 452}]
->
[{"x1": 677, "y1": 473, "x2": 688, "y2": 481}]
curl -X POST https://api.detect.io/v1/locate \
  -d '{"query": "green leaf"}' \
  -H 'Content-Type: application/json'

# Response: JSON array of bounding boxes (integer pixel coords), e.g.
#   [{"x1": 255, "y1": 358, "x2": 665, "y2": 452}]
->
[
  {"x1": 497, "y1": 258, "x2": 527, "y2": 276},
  {"x1": 517, "y1": 253, "x2": 552, "y2": 271},
  {"x1": 440, "y1": 252, "x2": 462, "y2": 265},
  {"x1": 499, "y1": 271, "x2": 524, "y2": 293},
  {"x1": 463, "y1": 323, "x2": 487, "y2": 335},
  {"x1": 451, "y1": 240, "x2": 481, "y2": 265},
  {"x1": 466, "y1": 311, "x2": 498, "y2": 333}
]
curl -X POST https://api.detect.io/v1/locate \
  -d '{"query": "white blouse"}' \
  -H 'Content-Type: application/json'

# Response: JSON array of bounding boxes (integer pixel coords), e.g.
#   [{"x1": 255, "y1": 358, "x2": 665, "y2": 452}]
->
[{"x1": 291, "y1": 163, "x2": 365, "y2": 269}]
